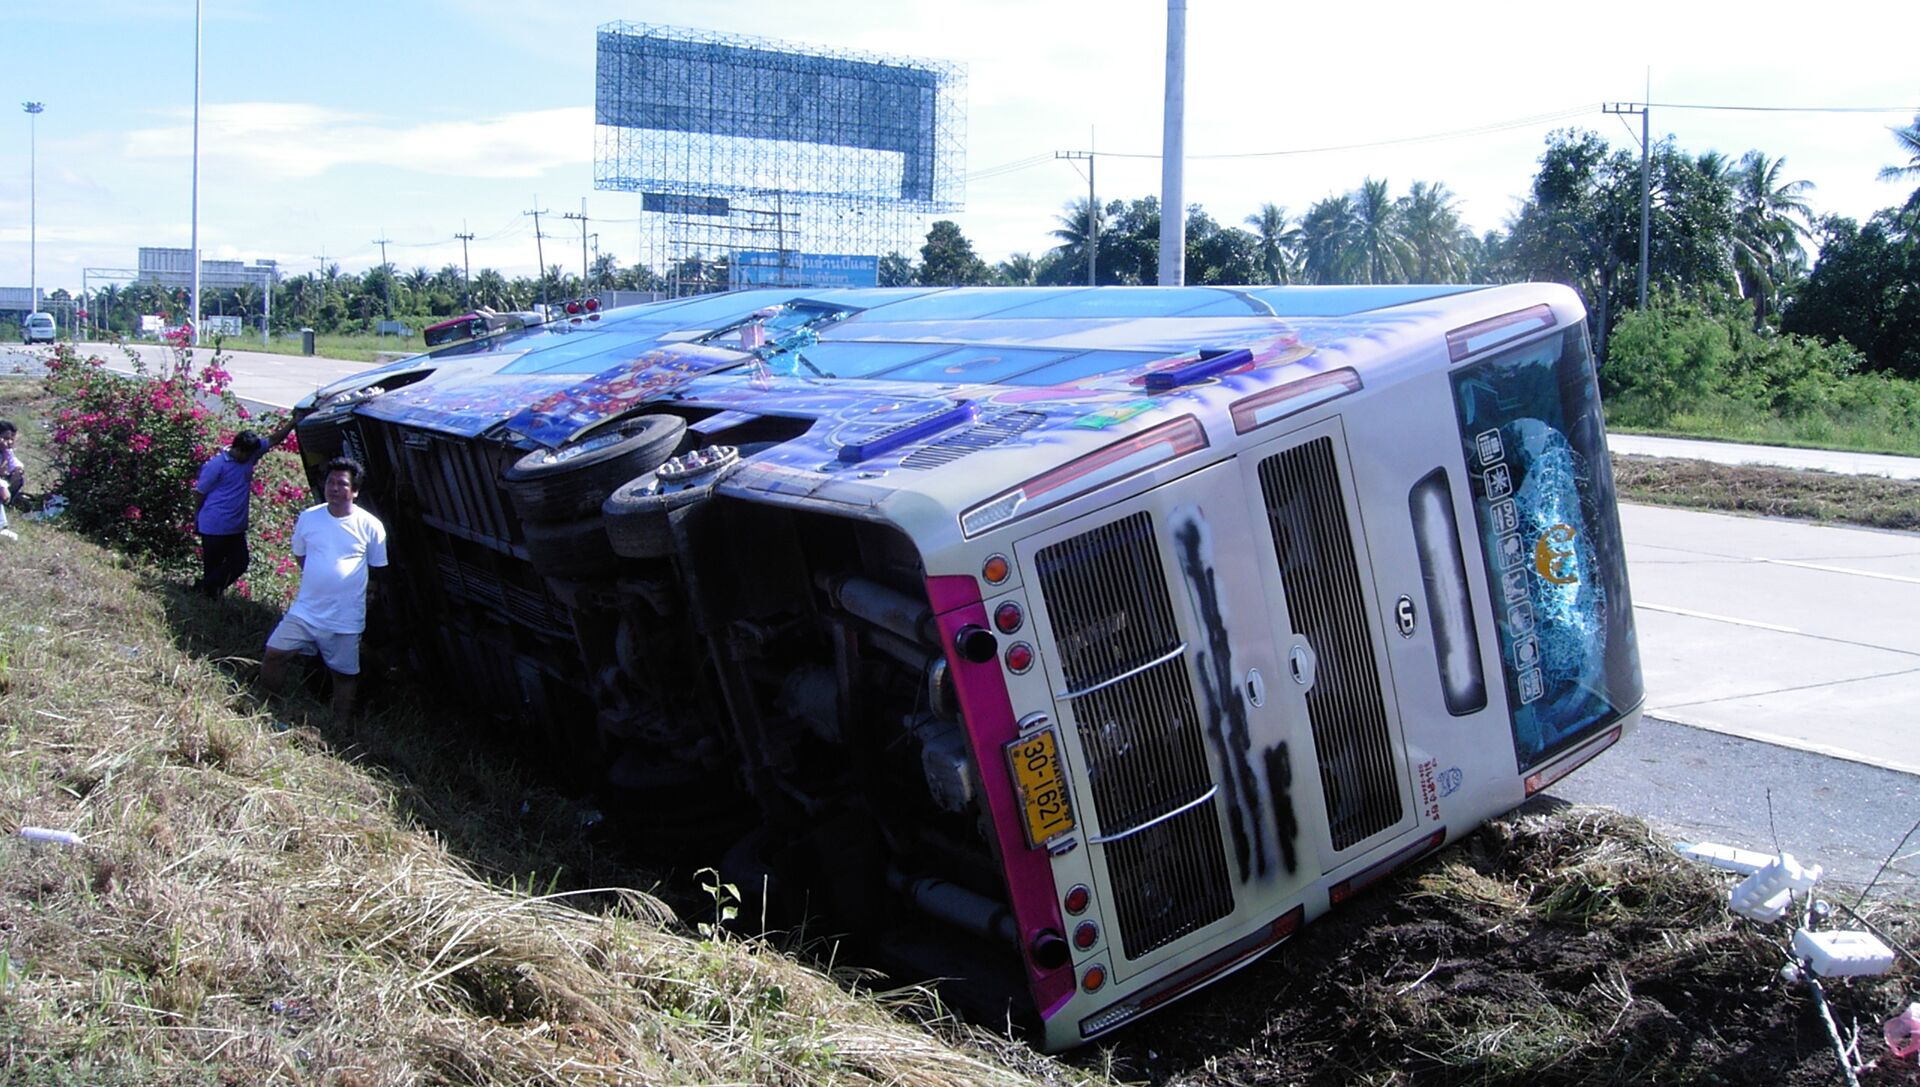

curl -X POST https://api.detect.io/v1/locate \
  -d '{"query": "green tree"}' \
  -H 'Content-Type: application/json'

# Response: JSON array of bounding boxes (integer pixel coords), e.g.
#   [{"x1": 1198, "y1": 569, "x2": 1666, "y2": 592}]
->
[
  {"x1": 1047, "y1": 197, "x2": 1100, "y2": 285},
  {"x1": 1299, "y1": 194, "x2": 1361, "y2": 284},
  {"x1": 1729, "y1": 151, "x2": 1813, "y2": 329},
  {"x1": 995, "y1": 252, "x2": 1038, "y2": 286},
  {"x1": 919, "y1": 220, "x2": 991, "y2": 286},
  {"x1": 1351, "y1": 177, "x2": 1411, "y2": 284},
  {"x1": 1782, "y1": 212, "x2": 1920, "y2": 378},
  {"x1": 1244, "y1": 203, "x2": 1299, "y2": 284},
  {"x1": 1502, "y1": 130, "x2": 1643, "y2": 361},
  {"x1": 1878, "y1": 113, "x2": 1920, "y2": 216},
  {"x1": 1398, "y1": 181, "x2": 1471, "y2": 283},
  {"x1": 878, "y1": 251, "x2": 917, "y2": 287},
  {"x1": 1183, "y1": 208, "x2": 1258, "y2": 284}
]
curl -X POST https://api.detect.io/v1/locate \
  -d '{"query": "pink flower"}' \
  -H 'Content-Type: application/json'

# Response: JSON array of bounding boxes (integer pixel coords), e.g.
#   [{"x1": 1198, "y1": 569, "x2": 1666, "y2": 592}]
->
[
  {"x1": 124, "y1": 505, "x2": 142, "y2": 521},
  {"x1": 129, "y1": 434, "x2": 153, "y2": 453}
]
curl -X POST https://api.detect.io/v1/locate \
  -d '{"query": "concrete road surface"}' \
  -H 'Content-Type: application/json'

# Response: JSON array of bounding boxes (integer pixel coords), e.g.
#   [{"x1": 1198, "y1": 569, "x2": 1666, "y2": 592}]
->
[{"x1": 1623, "y1": 504, "x2": 1920, "y2": 776}]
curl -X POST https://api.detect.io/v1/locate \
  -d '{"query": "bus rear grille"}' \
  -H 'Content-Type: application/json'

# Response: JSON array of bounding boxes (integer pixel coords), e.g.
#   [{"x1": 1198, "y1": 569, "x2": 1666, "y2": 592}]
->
[
  {"x1": 1036, "y1": 511, "x2": 1233, "y2": 959},
  {"x1": 382, "y1": 425, "x2": 520, "y2": 553},
  {"x1": 1258, "y1": 437, "x2": 1403, "y2": 851}
]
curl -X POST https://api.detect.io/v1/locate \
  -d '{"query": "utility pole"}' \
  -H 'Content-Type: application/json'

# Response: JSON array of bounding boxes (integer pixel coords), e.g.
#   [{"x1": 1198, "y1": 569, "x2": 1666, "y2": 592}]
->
[
  {"x1": 371, "y1": 232, "x2": 393, "y2": 317},
  {"x1": 191, "y1": 0, "x2": 202, "y2": 345},
  {"x1": 1603, "y1": 99, "x2": 1652, "y2": 310},
  {"x1": 1158, "y1": 0, "x2": 1188, "y2": 286},
  {"x1": 455, "y1": 227, "x2": 475, "y2": 308},
  {"x1": 23, "y1": 102, "x2": 43, "y2": 317},
  {"x1": 562, "y1": 199, "x2": 591, "y2": 292},
  {"x1": 1055, "y1": 150, "x2": 1097, "y2": 286},
  {"x1": 525, "y1": 203, "x2": 550, "y2": 309},
  {"x1": 589, "y1": 233, "x2": 602, "y2": 290}
]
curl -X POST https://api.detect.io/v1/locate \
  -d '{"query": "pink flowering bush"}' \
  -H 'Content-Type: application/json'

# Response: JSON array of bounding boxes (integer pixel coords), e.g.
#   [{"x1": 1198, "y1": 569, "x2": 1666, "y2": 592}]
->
[
  {"x1": 240, "y1": 443, "x2": 312, "y2": 609},
  {"x1": 41, "y1": 343, "x2": 303, "y2": 564}
]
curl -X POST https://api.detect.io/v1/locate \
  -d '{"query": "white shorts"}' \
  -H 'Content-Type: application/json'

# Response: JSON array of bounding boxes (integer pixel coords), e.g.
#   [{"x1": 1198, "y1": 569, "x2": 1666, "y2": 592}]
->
[{"x1": 266, "y1": 613, "x2": 363, "y2": 675}]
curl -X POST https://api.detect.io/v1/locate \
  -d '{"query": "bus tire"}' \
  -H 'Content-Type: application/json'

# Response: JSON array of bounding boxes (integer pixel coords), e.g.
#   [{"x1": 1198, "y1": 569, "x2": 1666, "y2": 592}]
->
[{"x1": 503, "y1": 414, "x2": 687, "y2": 522}]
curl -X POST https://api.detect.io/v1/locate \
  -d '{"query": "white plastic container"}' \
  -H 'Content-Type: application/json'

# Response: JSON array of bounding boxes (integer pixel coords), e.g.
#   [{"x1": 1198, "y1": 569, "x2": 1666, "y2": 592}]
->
[
  {"x1": 1792, "y1": 928, "x2": 1895, "y2": 978},
  {"x1": 1728, "y1": 853, "x2": 1821, "y2": 922}
]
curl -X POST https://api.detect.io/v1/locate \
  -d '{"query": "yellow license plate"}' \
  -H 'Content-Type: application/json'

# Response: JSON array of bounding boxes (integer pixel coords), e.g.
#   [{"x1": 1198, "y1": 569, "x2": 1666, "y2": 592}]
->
[{"x1": 1006, "y1": 727, "x2": 1075, "y2": 846}]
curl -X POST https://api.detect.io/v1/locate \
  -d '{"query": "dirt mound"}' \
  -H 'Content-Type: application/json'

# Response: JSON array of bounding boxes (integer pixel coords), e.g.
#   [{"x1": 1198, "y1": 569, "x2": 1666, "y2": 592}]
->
[{"x1": 1077, "y1": 804, "x2": 1918, "y2": 1086}]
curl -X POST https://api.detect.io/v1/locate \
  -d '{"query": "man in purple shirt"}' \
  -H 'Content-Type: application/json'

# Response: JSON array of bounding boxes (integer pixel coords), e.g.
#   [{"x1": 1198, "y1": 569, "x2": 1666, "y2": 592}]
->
[{"x1": 192, "y1": 418, "x2": 294, "y2": 598}]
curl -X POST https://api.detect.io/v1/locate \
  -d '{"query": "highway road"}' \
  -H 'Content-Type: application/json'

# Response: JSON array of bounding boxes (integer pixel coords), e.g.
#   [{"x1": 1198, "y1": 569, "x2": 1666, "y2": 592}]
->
[{"x1": 4, "y1": 338, "x2": 1914, "y2": 890}]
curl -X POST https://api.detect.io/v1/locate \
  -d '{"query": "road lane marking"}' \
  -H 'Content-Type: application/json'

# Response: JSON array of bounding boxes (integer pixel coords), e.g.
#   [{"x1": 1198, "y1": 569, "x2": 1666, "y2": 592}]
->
[
  {"x1": 1755, "y1": 557, "x2": 1920, "y2": 585},
  {"x1": 1634, "y1": 602, "x2": 1801, "y2": 634}
]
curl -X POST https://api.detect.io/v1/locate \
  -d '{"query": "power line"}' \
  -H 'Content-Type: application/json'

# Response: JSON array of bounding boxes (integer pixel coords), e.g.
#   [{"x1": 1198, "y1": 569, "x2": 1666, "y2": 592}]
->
[
  {"x1": 1096, "y1": 104, "x2": 1597, "y2": 161},
  {"x1": 1646, "y1": 101, "x2": 1920, "y2": 114}
]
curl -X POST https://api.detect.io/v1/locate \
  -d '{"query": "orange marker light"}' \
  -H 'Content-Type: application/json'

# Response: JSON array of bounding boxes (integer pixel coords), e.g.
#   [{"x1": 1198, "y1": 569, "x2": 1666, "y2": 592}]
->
[
  {"x1": 1082, "y1": 964, "x2": 1106, "y2": 992},
  {"x1": 982, "y1": 554, "x2": 1010, "y2": 584}
]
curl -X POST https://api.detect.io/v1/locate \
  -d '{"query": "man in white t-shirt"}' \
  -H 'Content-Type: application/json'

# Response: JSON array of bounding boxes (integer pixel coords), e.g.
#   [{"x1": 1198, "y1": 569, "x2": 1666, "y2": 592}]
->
[{"x1": 261, "y1": 456, "x2": 389, "y2": 719}]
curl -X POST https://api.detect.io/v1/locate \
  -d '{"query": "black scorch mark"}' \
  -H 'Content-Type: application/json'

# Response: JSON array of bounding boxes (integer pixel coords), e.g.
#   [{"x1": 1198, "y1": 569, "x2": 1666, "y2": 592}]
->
[{"x1": 1172, "y1": 510, "x2": 1268, "y2": 882}]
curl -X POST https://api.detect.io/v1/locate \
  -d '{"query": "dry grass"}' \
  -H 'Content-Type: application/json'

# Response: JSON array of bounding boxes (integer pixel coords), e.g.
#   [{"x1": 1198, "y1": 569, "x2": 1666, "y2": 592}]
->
[
  {"x1": 0, "y1": 376, "x2": 1094, "y2": 1086},
  {"x1": 1611, "y1": 454, "x2": 1920, "y2": 532}
]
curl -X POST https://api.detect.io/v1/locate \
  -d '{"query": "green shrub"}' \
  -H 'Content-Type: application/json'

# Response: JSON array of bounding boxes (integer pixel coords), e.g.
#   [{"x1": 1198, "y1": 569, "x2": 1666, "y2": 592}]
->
[{"x1": 1603, "y1": 295, "x2": 1920, "y2": 453}]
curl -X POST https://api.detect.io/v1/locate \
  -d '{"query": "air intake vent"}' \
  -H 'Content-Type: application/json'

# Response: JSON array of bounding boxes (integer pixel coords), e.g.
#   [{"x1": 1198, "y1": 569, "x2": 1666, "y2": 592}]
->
[
  {"x1": 901, "y1": 410, "x2": 1045, "y2": 470},
  {"x1": 1258, "y1": 438, "x2": 1403, "y2": 851},
  {"x1": 1036, "y1": 511, "x2": 1233, "y2": 958},
  {"x1": 379, "y1": 423, "x2": 521, "y2": 553}
]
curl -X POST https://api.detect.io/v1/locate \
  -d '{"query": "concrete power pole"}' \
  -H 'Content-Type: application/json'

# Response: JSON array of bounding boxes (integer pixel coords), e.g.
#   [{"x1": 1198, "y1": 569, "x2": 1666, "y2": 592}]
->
[
  {"x1": 191, "y1": 0, "x2": 203, "y2": 345},
  {"x1": 1603, "y1": 100, "x2": 1652, "y2": 310},
  {"x1": 1157, "y1": 0, "x2": 1188, "y2": 286},
  {"x1": 23, "y1": 102, "x2": 42, "y2": 316},
  {"x1": 525, "y1": 204, "x2": 550, "y2": 309},
  {"x1": 455, "y1": 228, "x2": 475, "y2": 308},
  {"x1": 1055, "y1": 151, "x2": 1096, "y2": 285},
  {"x1": 371, "y1": 233, "x2": 393, "y2": 317},
  {"x1": 562, "y1": 200, "x2": 591, "y2": 292}
]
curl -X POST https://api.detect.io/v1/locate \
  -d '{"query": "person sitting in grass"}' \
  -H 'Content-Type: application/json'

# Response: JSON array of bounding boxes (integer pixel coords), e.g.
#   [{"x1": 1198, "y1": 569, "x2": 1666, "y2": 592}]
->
[
  {"x1": 191, "y1": 417, "x2": 296, "y2": 598},
  {"x1": 0, "y1": 418, "x2": 23, "y2": 542},
  {"x1": 260, "y1": 456, "x2": 388, "y2": 720}
]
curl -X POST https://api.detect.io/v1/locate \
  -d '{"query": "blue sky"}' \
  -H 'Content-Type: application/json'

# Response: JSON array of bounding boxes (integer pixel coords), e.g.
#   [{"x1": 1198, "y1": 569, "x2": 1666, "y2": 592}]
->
[{"x1": 5, "y1": 0, "x2": 1918, "y2": 295}]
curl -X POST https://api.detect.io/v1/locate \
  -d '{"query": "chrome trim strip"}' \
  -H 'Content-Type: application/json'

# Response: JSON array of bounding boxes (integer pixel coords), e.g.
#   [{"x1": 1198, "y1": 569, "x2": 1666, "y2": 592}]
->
[
  {"x1": 1056, "y1": 642, "x2": 1188, "y2": 702},
  {"x1": 1088, "y1": 785, "x2": 1219, "y2": 845}
]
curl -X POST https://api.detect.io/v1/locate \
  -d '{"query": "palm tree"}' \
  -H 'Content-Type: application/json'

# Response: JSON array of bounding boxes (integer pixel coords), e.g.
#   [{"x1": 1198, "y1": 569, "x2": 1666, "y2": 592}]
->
[
  {"x1": 470, "y1": 269, "x2": 511, "y2": 310},
  {"x1": 1398, "y1": 181, "x2": 1470, "y2": 283},
  {"x1": 995, "y1": 252, "x2": 1038, "y2": 286},
  {"x1": 1049, "y1": 198, "x2": 1100, "y2": 284},
  {"x1": 1351, "y1": 178, "x2": 1411, "y2": 285},
  {"x1": 1879, "y1": 113, "x2": 1920, "y2": 216},
  {"x1": 1299, "y1": 194, "x2": 1361, "y2": 284},
  {"x1": 1730, "y1": 151, "x2": 1814, "y2": 328},
  {"x1": 1244, "y1": 203, "x2": 1300, "y2": 284}
]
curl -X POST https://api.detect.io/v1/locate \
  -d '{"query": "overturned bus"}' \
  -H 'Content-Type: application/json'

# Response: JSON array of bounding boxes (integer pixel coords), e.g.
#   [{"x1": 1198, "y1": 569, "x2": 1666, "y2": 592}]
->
[{"x1": 290, "y1": 283, "x2": 1643, "y2": 1050}]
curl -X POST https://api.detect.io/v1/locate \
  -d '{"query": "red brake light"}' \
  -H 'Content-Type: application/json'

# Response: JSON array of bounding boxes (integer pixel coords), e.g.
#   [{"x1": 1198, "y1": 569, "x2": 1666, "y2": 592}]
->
[
  {"x1": 1074, "y1": 921, "x2": 1099, "y2": 950},
  {"x1": 1064, "y1": 885, "x2": 1091, "y2": 914},
  {"x1": 585, "y1": 297, "x2": 600, "y2": 312},
  {"x1": 1004, "y1": 642, "x2": 1034, "y2": 674},
  {"x1": 994, "y1": 602, "x2": 1024, "y2": 634},
  {"x1": 564, "y1": 300, "x2": 582, "y2": 315}
]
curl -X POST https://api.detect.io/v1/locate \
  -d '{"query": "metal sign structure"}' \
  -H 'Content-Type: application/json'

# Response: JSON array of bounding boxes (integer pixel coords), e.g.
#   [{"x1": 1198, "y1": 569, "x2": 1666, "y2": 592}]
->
[{"x1": 594, "y1": 22, "x2": 965, "y2": 294}]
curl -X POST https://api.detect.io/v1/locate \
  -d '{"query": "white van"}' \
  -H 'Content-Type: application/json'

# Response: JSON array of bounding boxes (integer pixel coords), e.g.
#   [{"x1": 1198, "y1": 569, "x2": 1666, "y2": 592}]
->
[{"x1": 22, "y1": 312, "x2": 56, "y2": 344}]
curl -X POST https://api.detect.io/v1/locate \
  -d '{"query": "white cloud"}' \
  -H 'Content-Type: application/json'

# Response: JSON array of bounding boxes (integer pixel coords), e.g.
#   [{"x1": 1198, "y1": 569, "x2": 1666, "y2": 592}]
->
[{"x1": 123, "y1": 103, "x2": 593, "y2": 180}]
